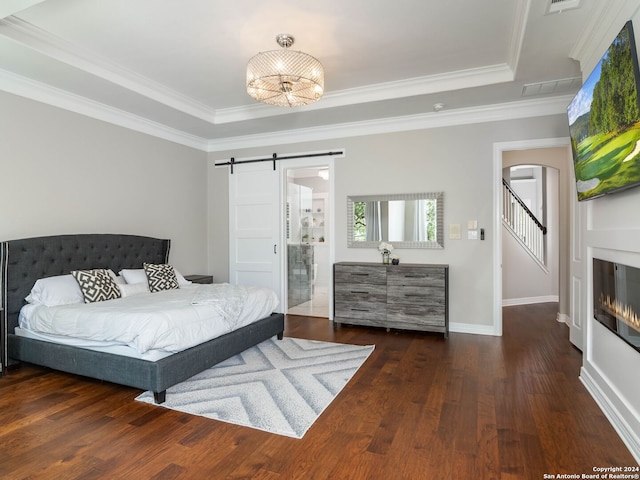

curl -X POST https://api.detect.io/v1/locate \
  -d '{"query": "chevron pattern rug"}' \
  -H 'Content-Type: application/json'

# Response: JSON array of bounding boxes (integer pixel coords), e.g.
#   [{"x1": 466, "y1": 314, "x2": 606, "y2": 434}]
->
[{"x1": 135, "y1": 337, "x2": 374, "y2": 438}]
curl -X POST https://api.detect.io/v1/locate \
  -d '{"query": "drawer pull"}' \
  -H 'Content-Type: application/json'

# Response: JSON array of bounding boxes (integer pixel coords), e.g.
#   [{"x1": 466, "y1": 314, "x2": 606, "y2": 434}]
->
[
  {"x1": 404, "y1": 293, "x2": 423, "y2": 297},
  {"x1": 351, "y1": 308, "x2": 370, "y2": 312},
  {"x1": 353, "y1": 273, "x2": 370, "y2": 276},
  {"x1": 405, "y1": 274, "x2": 426, "y2": 278},
  {"x1": 351, "y1": 290, "x2": 369, "y2": 294}
]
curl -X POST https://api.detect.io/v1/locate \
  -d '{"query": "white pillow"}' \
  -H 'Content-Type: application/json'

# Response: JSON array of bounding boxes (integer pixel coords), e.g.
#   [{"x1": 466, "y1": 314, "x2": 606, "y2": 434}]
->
[
  {"x1": 26, "y1": 274, "x2": 85, "y2": 306},
  {"x1": 119, "y1": 268, "x2": 192, "y2": 286},
  {"x1": 174, "y1": 269, "x2": 192, "y2": 286},
  {"x1": 119, "y1": 269, "x2": 148, "y2": 285},
  {"x1": 118, "y1": 283, "x2": 149, "y2": 297}
]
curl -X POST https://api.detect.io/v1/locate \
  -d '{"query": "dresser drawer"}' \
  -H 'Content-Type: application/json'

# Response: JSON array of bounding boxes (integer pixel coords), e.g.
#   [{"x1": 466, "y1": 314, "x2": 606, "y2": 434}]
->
[
  {"x1": 387, "y1": 304, "x2": 446, "y2": 329},
  {"x1": 333, "y1": 262, "x2": 448, "y2": 337},
  {"x1": 335, "y1": 301, "x2": 387, "y2": 323},
  {"x1": 387, "y1": 285, "x2": 445, "y2": 306},
  {"x1": 334, "y1": 264, "x2": 386, "y2": 285},
  {"x1": 387, "y1": 267, "x2": 445, "y2": 287},
  {"x1": 335, "y1": 282, "x2": 386, "y2": 303}
]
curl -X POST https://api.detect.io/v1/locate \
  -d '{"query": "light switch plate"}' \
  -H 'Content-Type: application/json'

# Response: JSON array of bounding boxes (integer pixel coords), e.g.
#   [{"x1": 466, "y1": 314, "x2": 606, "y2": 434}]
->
[
  {"x1": 449, "y1": 224, "x2": 461, "y2": 239},
  {"x1": 467, "y1": 220, "x2": 478, "y2": 230},
  {"x1": 468, "y1": 230, "x2": 478, "y2": 240}
]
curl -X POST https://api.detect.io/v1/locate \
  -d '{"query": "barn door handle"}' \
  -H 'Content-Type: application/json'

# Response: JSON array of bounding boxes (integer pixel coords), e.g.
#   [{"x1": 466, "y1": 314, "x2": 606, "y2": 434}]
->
[{"x1": 274, "y1": 244, "x2": 277, "y2": 254}]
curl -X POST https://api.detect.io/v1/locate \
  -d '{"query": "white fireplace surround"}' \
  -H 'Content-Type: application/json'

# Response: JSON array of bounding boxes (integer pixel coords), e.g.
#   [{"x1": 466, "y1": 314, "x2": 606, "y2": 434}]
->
[{"x1": 581, "y1": 246, "x2": 640, "y2": 461}]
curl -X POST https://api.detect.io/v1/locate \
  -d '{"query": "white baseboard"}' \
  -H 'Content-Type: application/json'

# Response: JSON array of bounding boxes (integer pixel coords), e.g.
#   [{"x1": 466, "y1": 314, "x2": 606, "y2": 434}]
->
[
  {"x1": 502, "y1": 295, "x2": 559, "y2": 306},
  {"x1": 580, "y1": 367, "x2": 640, "y2": 464},
  {"x1": 449, "y1": 322, "x2": 500, "y2": 336},
  {"x1": 556, "y1": 313, "x2": 569, "y2": 324}
]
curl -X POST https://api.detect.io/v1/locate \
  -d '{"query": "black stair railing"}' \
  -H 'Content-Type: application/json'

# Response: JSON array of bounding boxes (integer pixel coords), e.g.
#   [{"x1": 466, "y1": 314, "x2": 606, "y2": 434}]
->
[{"x1": 502, "y1": 178, "x2": 547, "y2": 264}]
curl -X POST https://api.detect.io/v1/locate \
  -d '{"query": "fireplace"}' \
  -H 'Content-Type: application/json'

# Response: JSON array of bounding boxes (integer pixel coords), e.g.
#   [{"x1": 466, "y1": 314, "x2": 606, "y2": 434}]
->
[{"x1": 593, "y1": 258, "x2": 640, "y2": 352}]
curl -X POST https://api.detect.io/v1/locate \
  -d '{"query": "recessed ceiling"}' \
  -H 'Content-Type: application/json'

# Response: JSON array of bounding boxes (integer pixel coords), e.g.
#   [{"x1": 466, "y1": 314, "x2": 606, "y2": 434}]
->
[{"x1": 0, "y1": 0, "x2": 596, "y2": 150}]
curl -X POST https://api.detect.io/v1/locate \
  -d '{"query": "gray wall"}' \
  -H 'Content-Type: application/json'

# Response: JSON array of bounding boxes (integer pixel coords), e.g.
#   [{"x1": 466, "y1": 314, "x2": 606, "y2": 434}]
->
[
  {"x1": 502, "y1": 147, "x2": 571, "y2": 307},
  {"x1": 0, "y1": 91, "x2": 208, "y2": 274},
  {"x1": 208, "y1": 114, "x2": 570, "y2": 332}
]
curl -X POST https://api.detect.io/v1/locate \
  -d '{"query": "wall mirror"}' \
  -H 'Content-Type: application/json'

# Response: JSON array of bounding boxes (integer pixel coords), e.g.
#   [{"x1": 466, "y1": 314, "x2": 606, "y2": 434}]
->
[{"x1": 347, "y1": 192, "x2": 444, "y2": 249}]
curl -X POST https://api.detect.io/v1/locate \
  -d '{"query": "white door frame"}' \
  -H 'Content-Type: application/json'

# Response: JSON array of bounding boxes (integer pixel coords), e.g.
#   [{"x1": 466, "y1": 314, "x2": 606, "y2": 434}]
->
[
  {"x1": 493, "y1": 137, "x2": 571, "y2": 337},
  {"x1": 280, "y1": 155, "x2": 337, "y2": 318}
]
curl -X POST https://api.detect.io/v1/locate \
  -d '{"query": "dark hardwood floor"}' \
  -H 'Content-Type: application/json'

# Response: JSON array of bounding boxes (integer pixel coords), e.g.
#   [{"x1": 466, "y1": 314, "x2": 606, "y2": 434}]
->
[{"x1": 0, "y1": 303, "x2": 636, "y2": 479}]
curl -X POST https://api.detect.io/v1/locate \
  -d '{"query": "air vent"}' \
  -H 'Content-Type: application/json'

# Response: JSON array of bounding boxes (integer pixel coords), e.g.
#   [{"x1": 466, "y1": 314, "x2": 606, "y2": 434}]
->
[
  {"x1": 545, "y1": 0, "x2": 581, "y2": 14},
  {"x1": 521, "y1": 77, "x2": 582, "y2": 97}
]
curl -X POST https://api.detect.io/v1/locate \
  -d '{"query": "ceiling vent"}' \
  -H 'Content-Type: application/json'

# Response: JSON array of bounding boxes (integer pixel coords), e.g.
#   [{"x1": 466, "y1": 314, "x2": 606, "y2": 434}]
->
[
  {"x1": 545, "y1": 0, "x2": 581, "y2": 15},
  {"x1": 521, "y1": 77, "x2": 582, "y2": 97}
]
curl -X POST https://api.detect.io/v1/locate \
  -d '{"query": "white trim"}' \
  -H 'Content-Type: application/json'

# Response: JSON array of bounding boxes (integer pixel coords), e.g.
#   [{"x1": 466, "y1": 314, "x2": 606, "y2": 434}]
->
[
  {"x1": 493, "y1": 137, "x2": 571, "y2": 338},
  {"x1": 0, "y1": 68, "x2": 209, "y2": 151},
  {"x1": 507, "y1": 0, "x2": 531, "y2": 74},
  {"x1": 279, "y1": 155, "x2": 338, "y2": 319},
  {"x1": 0, "y1": 7, "x2": 572, "y2": 152},
  {"x1": 215, "y1": 64, "x2": 515, "y2": 124},
  {"x1": 502, "y1": 295, "x2": 559, "y2": 306},
  {"x1": 209, "y1": 96, "x2": 572, "y2": 152},
  {"x1": 450, "y1": 322, "x2": 500, "y2": 337},
  {"x1": 0, "y1": 60, "x2": 571, "y2": 153},
  {"x1": 1, "y1": 16, "x2": 517, "y2": 126},
  {"x1": 0, "y1": 16, "x2": 217, "y2": 123},
  {"x1": 569, "y1": 0, "x2": 640, "y2": 75},
  {"x1": 580, "y1": 367, "x2": 640, "y2": 464},
  {"x1": 0, "y1": 1, "x2": 45, "y2": 19},
  {"x1": 557, "y1": 312, "x2": 569, "y2": 324}
]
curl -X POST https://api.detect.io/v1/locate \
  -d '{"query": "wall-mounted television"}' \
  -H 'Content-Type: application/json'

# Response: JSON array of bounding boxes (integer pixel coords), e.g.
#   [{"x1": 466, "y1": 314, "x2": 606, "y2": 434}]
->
[{"x1": 567, "y1": 20, "x2": 640, "y2": 201}]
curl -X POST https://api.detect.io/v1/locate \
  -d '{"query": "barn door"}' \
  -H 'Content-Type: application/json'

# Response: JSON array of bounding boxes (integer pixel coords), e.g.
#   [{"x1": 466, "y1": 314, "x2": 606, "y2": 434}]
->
[{"x1": 229, "y1": 161, "x2": 282, "y2": 312}]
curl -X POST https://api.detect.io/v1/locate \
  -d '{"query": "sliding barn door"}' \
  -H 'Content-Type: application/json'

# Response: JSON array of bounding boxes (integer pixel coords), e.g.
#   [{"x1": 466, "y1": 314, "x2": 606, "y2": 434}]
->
[{"x1": 229, "y1": 161, "x2": 282, "y2": 312}]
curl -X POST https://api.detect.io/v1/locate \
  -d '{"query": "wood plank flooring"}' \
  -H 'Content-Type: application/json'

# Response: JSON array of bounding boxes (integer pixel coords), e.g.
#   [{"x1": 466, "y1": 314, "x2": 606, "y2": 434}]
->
[{"x1": 0, "y1": 303, "x2": 637, "y2": 479}]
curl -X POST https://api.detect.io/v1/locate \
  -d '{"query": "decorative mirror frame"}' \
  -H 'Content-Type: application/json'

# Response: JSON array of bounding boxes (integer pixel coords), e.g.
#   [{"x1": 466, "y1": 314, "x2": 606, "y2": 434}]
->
[{"x1": 347, "y1": 192, "x2": 444, "y2": 249}]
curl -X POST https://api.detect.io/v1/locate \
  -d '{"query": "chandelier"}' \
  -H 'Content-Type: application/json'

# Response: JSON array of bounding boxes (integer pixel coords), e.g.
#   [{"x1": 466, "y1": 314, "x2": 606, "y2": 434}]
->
[{"x1": 246, "y1": 34, "x2": 324, "y2": 107}]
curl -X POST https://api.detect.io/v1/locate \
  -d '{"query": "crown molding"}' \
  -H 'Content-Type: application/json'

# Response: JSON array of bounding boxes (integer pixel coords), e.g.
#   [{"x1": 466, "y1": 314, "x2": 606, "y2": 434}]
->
[
  {"x1": 0, "y1": 1, "x2": 45, "y2": 19},
  {"x1": 1, "y1": 16, "x2": 518, "y2": 126},
  {"x1": 215, "y1": 64, "x2": 515, "y2": 123},
  {"x1": 0, "y1": 16, "x2": 217, "y2": 123},
  {"x1": 0, "y1": 2, "x2": 565, "y2": 154},
  {"x1": 0, "y1": 68, "x2": 209, "y2": 150},
  {"x1": 507, "y1": 0, "x2": 531, "y2": 74},
  {"x1": 1, "y1": 61, "x2": 570, "y2": 154},
  {"x1": 207, "y1": 95, "x2": 573, "y2": 152},
  {"x1": 570, "y1": 0, "x2": 640, "y2": 75}
]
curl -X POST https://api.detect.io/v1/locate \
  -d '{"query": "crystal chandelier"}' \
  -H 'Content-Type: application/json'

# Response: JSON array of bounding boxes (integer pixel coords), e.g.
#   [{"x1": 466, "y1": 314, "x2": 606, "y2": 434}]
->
[{"x1": 246, "y1": 34, "x2": 324, "y2": 107}]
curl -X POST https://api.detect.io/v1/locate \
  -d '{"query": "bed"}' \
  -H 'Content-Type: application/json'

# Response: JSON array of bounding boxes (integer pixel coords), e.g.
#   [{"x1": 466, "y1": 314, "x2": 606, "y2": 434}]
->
[{"x1": 0, "y1": 233, "x2": 284, "y2": 403}]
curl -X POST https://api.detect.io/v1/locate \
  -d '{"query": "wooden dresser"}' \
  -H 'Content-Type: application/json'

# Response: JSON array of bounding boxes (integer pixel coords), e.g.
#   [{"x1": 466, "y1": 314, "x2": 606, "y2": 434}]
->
[{"x1": 333, "y1": 262, "x2": 449, "y2": 337}]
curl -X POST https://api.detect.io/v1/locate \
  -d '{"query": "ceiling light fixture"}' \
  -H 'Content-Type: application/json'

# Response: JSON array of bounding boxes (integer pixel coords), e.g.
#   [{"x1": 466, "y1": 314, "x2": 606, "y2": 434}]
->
[{"x1": 246, "y1": 34, "x2": 324, "y2": 107}]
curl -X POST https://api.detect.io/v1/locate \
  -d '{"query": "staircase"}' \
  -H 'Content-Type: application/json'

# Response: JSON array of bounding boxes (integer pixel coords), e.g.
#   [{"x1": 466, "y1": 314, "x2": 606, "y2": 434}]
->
[{"x1": 502, "y1": 178, "x2": 547, "y2": 269}]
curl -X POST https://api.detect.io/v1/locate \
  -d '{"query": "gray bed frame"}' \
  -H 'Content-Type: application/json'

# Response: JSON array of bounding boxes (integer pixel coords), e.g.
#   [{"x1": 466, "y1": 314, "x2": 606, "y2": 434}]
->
[{"x1": 0, "y1": 234, "x2": 284, "y2": 403}]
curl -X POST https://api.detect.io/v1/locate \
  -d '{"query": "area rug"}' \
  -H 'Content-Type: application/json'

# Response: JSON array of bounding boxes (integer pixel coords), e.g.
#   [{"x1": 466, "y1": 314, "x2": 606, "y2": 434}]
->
[{"x1": 135, "y1": 337, "x2": 374, "y2": 438}]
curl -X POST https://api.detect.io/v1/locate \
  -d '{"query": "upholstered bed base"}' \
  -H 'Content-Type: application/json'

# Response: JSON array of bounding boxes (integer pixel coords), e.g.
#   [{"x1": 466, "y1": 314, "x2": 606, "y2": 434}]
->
[
  {"x1": 0, "y1": 234, "x2": 284, "y2": 403},
  {"x1": 8, "y1": 312, "x2": 284, "y2": 403}
]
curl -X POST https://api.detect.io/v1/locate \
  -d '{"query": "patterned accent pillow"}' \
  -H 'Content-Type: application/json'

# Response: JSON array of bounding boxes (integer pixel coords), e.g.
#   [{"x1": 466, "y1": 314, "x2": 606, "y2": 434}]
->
[
  {"x1": 71, "y1": 269, "x2": 122, "y2": 303},
  {"x1": 144, "y1": 263, "x2": 179, "y2": 293}
]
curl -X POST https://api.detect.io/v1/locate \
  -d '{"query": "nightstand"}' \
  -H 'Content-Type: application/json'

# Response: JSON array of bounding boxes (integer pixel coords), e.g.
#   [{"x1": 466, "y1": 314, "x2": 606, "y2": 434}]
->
[{"x1": 184, "y1": 274, "x2": 214, "y2": 284}]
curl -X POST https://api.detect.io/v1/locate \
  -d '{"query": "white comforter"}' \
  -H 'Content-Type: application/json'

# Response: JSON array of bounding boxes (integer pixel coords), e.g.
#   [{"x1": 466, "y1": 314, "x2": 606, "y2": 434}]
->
[{"x1": 18, "y1": 284, "x2": 279, "y2": 354}]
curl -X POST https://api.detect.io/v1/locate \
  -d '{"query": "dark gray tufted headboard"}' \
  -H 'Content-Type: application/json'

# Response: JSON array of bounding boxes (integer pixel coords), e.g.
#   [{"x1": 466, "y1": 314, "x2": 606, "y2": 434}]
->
[{"x1": 0, "y1": 234, "x2": 170, "y2": 335}]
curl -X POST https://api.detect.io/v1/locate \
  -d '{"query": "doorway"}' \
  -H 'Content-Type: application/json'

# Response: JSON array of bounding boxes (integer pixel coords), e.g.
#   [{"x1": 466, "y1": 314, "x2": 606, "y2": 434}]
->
[
  {"x1": 502, "y1": 163, "x2": 560, "y2": 304},
  {"x1": 493, "y1": 139, "x2": 575, "y2": 343},
  {"x1": 285, "y1": 166, "x2": 331, "y2": 317}
]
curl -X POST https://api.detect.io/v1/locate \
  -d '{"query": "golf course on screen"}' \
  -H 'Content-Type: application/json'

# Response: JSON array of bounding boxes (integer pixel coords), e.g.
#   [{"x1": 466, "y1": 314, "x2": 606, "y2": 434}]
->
[{"x1": 568, "y1": 21, "x2": 640, "y2": 201}]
